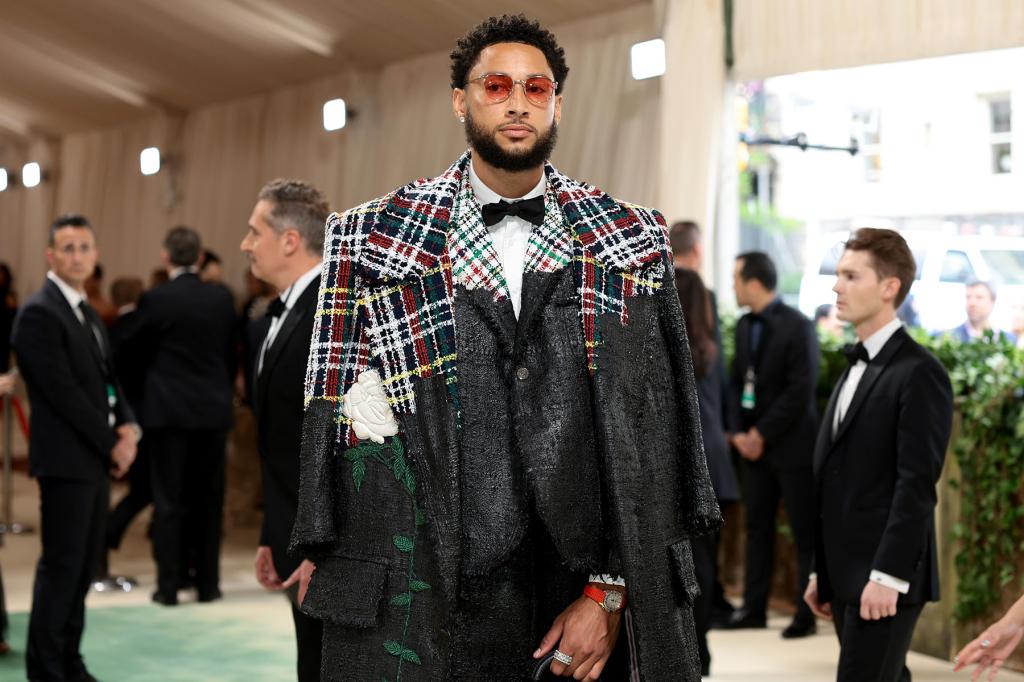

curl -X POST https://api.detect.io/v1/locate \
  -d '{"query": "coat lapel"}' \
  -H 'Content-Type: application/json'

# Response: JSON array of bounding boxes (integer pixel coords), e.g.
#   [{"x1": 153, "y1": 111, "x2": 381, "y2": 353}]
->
[
  {"x1": 830, "y1": 328, "x2": 908, "y2": 447},
  {"x1": 46, "y1": 281, "x2": 107, "y2": 375},
  {"x1": 813, "y1": 369, "x2": 846, "y2": 477},
  {"x1": 256, "y1": 280, "x2": 318, "y2": 412}
]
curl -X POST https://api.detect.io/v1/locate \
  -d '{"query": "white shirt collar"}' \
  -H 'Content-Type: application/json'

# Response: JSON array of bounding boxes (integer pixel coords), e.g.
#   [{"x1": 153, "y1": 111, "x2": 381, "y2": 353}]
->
[
  {"x1": 279, "y1": 263, "x2": 322, "y2": 311},
  {"x1": 468, "y1": 158, "x2": 546, "y2": 206},
  {"x1": 862, "y1": 317, "x2": 903, "y2": 359},
  {"x1": 169, "y1": 265, "x2": 199, "y2": 279},
  {"x1": 47, "y1": 271, "x2": 85, "y2": 310}
]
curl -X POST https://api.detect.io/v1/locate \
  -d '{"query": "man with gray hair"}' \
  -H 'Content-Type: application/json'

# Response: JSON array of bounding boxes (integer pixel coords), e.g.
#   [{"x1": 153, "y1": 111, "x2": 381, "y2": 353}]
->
[
  {"x1": 241, "y1": 179, "x2": 329, "y2": 681},
  {"x1": 121, "y1": 225, "x2": 237, "y2": 605}
]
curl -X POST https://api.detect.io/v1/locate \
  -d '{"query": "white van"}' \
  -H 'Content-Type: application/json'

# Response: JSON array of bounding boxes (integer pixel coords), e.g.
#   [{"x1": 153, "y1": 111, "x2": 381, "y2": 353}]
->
[{"x1": 798, "y1": 231, "x2": 1024, "y2": 333}]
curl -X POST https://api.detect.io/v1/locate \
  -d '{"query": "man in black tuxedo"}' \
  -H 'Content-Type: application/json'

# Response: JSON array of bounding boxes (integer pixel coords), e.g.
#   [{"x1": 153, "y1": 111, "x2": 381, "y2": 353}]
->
[
  {"x1": 805, "y1": 229, "x2": 953, "y2": 682},
  {"x1": 13, "y1": 214, "x2": 139, "y2": 682},
  {"x1": 241, "y1": 179, "x2": 328, "y2": 681},
  {"x1": 726, "y1": 251, "x2": 819, "y2": 638},
  {"x1": 121, "y1": 226, "x2": 236, "y2": 605}
]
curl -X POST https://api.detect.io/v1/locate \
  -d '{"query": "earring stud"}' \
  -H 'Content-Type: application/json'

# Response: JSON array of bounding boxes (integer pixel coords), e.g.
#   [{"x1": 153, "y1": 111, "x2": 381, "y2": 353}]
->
[{"x1": 459, "y1": 116, "x2": 465, "y2": 123}]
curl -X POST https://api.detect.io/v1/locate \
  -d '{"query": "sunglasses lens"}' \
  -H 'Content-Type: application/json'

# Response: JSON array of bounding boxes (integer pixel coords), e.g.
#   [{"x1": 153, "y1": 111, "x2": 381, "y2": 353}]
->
[
  {"x1": 482, "y1": 74, "x2": 514, "y2": 101},
  {"x1": 524, "y1": 77, "x2": 555, "y2": 104}
]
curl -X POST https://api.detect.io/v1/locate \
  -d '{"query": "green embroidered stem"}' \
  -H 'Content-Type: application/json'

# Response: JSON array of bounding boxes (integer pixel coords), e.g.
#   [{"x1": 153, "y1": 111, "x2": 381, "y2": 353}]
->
[{"x1": 345, "y1": 438, "x2": 430, "y2": 679}]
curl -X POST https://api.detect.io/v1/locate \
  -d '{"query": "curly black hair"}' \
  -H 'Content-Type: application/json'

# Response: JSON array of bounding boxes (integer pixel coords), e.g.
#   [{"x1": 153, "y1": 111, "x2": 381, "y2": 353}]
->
[{"x1": 450, "y1": 14, "x2": 568, "y2": 94}]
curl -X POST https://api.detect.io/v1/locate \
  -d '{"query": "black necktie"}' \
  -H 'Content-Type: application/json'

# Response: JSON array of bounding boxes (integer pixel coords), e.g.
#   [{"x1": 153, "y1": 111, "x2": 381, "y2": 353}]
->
[
  {"x1": 842, "y1": 342, "x2": 870, "y2": 366},
  {"x1": 481, "y1": 195, "x2": 545, "y2": 227},
  {"x1": 265, "y1": 298, "x2": 286, "y2": 318}
]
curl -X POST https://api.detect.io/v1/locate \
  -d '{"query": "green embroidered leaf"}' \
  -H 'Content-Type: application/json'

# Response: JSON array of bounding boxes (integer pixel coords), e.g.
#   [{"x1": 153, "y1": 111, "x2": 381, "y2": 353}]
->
[
  {"x1": 403, "y1": 470, "x2": 416, "y2": 495},
  {"x1": 391, "y1": 437, "x2": 405, "y2": 458},
  {"x1": 352, "y1": 460, "x2": 366, "y2": 492},
  {"x1": 391, "y1": 454, "x2": 407, "y2": 481},
  {"x1": 393, "y1": 535, "x2": 414, "y2": 553},
  {"x1": 390, "y1": 592, "x2": 412, "y2": 606},
  {"x1": 399, "y1": 648, "x2": 422, "y2": 665},
  {"x1": 414, "y1": 508, "x2": 426, "y2": 526},
  {"x1": 343, "y1": 449, "x2": 361, "y2": 462},
  {"x1": 383, "y1": 640, "x2": 403, "y2": 657},
  {"x1": 409, "y1": 579, "x2": 431, "y2": 592}
]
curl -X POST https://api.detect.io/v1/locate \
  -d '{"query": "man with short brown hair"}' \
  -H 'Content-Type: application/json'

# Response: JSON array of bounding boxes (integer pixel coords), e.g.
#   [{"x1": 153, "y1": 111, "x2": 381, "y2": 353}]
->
[{"x1": 805, "y1": 228, "x2": 954, "y2": 682}]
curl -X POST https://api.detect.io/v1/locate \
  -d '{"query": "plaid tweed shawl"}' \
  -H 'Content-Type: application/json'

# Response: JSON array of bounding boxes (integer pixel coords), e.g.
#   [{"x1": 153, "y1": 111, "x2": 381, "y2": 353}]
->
[{"x1": 304, "y1": 150, "x2": 669, "y2": 449}]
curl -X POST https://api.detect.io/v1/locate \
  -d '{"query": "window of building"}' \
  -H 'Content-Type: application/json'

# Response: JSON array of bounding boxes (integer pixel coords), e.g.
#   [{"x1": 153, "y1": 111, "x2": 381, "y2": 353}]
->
[{"x1": 988, "y1": 96, "x2": 1012, "y2": 174}]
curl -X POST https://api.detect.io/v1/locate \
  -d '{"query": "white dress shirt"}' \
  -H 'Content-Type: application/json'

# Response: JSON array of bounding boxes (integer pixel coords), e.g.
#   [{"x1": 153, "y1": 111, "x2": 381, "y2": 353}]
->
[
  {"x1": 257, "y1": 263, "x2": 322, "y2": 376},
  {"x1": 47, "y1": 271, "x2": 86, "y2": 324},
  {"x1": 832, "y1": 316, "x2": 910, "y2": 594},
  {"x1": 467, "y1": 163, "x2": 624, "y2": 589},
  {"x1": 468, "y1": 160, "x2": 544, "y2": 320}
]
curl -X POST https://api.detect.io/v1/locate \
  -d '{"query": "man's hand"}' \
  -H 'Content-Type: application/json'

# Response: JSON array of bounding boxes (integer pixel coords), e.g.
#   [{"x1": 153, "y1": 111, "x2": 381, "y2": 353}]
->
[
  {"x1": 803, "y1": 575, "x2": 832, "y2": 621},
  {"x1": 110, "y1": 433, "x2": 137, "y2": 479},
  {"x1": 860, "y1": 580, "x2": 899, "y2": 620},
  {"x1": 746, "y1": 427, "x2": 765, "y2": 460},
  {"x1": 255, "y1": 546, "x2": 282, "y2": 590},
  {"x1": 534, "y1": 591, "x2": 622, "y2": 680},
  {"x1": 282, "y1": 559, "x2": 316, "y2": 607},
  {"x1": 953, "y1": 617, "x2": 1024, "y2": 681}
]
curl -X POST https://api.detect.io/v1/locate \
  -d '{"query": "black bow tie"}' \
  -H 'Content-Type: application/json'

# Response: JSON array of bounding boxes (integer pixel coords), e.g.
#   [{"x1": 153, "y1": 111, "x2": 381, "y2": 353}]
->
[
  {"x1": 265, "y1": 298, "x2": 286, "y2": 318},
  {"x1": 481, "y1": 195, "x2": 545, "y2": 227},
  {"x1": 842, "y1": 342, "x2": 870, "y2": 366}
]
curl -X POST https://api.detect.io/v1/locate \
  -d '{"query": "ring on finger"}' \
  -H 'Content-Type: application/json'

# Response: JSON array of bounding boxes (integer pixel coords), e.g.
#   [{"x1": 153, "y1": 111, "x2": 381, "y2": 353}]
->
[
  {"x1": 553, "y1": 649, "x2": 573, "y2": 665},
  {"x1": 981, "y1": 639, "x2": 992, "y2": 648}
]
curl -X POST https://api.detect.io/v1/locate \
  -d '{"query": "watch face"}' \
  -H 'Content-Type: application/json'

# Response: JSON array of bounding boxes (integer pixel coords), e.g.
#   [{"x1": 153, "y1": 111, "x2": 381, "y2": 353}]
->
[{"x1": 604, "y1": 591, "x2": 623, "y2": 611}]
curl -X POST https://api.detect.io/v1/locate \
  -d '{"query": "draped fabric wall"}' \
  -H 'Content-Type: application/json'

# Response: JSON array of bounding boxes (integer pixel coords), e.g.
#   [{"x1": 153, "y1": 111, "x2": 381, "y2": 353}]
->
[
  {"x1": 732, "y1": 0, "x2": 1024, "y2": 81},
  {"x1": 1, "y1": 3, "x2": 659, "y2": 300}
]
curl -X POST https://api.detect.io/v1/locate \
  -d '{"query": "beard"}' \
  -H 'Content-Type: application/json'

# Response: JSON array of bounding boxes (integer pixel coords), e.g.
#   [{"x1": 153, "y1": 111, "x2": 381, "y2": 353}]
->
[{"x1": 464, "y1": 110, "x2": 558, "y2": 172}]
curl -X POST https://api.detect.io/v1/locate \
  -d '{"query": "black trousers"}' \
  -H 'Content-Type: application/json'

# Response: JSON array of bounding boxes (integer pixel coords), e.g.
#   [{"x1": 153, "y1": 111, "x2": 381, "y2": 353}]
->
[
  {"x1": 106, "y1": 444, "x2": 152, "y2": 550},
  {"x1": 27, "y1": 476, "x2": 108, "y2": 682},
  {"x1": 832, "y1": 600, "x2": 924, "y2": 682},
  {"x1": 691, "y1": 529, "x2": 718, "y2": 673},
  {"x1": 148, "y1": 428, "x2": 227, "y2": 597},
  {"x1": 741, "y1": 460, "x2": 815, "y2": 621},
  {"x1": 291, "y1": 600, "x2": 324, "y2": 682}
]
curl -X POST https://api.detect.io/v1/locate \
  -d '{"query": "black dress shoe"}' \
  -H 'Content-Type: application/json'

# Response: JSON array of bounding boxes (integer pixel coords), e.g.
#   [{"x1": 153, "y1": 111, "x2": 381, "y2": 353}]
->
[
  {"x1": 722, "y1": 609, "x2": 767, "y2": 629},
  {"x1": 152, "y1": 590, "x2": 178, "y2": 606},
  {"x1": 197, "y1": 588, "x2": 223, "y2": 603},
  {"x1": 781, "y1": 618, "x2": 817, "y2": 639}
]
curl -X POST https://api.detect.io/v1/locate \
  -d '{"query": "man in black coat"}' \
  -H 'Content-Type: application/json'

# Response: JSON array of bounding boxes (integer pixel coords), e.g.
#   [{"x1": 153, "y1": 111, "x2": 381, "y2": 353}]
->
[
  {"x1": 805, "y1": 229, "x2": 953, "y2": 682},
  {"x1": 120, "y1": 226, "x2": 236, "y2": 604},
  {"x1": 727, "y1": 251, "x2": 819, "y2": 638},
  {"x1": 289, "y1": 17, "x2": 721, "y2": 681},
  {"x1": 13, "y1": 214, "x2": 139, "y2": 682},
  {"x1": 241, "y1": 179, "x2": 328, "y2": 681}
]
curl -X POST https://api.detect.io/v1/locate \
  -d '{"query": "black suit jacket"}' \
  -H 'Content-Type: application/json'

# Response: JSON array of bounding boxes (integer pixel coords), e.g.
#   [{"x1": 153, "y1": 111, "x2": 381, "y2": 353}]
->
[
  {"x1": 253, "y1": 279, "x2": 318, "y2": 578},
  {"x1": 12, "y1": 280, "x2": 135, "y2": 480},
  {"x1": 813, "y1": 327, "x2": 952, "y2": 605},
  {"x1": 729, "y1": 299, "x2": 819, "y2": 469},
  {"x1": 121, "y1": 273, "x2": 237, "y2": 430}
]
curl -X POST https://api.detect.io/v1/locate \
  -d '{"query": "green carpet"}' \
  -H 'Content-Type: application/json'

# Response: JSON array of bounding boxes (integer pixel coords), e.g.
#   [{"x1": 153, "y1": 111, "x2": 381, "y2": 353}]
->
[{"x1": 0, "y1": 595, "x2": 297, "y2": 681}]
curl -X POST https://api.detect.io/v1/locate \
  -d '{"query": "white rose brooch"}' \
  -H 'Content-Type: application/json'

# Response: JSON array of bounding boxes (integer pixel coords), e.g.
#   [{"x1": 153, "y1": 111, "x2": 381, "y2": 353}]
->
[{"x1": 342, "y1": 370, "x2": 399, "y2": 444}]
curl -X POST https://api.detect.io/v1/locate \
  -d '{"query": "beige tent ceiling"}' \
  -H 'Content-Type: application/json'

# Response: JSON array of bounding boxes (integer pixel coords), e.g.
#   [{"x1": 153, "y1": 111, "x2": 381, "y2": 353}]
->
[{"x1": 0, "y1": 0, "x2": 646, "y2": 139}]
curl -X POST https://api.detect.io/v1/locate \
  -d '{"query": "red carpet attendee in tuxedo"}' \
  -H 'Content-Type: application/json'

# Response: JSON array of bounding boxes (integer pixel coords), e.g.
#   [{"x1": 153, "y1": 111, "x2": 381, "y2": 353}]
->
[
  {"x1": 120, "y1": 226, "x2": 236, "y2": 605},
  {"x1": 13, "y1": 214, "x2": 139, "y2": 682},
  {"x1": 805, "y1": 228, "x2": 954, "y2": 682},
  {"x1": 241, "y1": 179, "x2": 328, "y2": 681}
]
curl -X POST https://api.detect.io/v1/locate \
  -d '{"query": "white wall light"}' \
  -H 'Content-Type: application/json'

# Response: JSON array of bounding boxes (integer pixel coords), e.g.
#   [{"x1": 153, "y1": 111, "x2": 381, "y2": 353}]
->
[
  {"x1": 22, "y1": 162, "x2": 41, "y2": 188},
  {"x1": 631, "y1": 38, "x2": 666, "y2": 80},
  {"x1": 140, "y1": 147, "x2": 161, "y2": 176},
  {"x1": 0, "y1": 169, "x2": 7, "y2": 192},
  {"x1": 323, "y1": 98, "x2": 347, "y2": 131}
]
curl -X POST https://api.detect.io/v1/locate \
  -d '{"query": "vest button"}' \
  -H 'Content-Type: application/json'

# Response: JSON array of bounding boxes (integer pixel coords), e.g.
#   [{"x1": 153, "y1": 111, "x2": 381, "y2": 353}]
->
[{"x1": 516, "y1": 366, "x2": 529, "y2": 381}]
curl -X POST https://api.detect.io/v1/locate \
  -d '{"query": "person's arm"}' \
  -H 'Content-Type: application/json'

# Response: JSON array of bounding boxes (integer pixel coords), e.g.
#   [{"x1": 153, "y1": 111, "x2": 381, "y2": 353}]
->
[
  {"x1": 12, "y1": 305, "x2": 117, "y2": 460},
  {"x1": 872, "y1": 358, "x2": 952, "y2": 581},
  {"x1": 953, "y1": 592, "x2": 1024, "y2": 678},
  {"x1": 753, "y1": 315, "x2": 819, "y2": 444}
]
